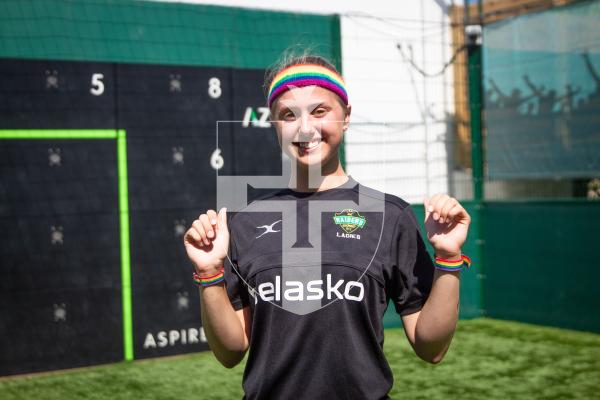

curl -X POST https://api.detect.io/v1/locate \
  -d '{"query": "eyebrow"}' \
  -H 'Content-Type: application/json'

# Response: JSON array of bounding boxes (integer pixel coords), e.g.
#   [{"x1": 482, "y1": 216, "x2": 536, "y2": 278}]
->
[{"x1": 278, "y1": 100, "x2": 327, "y2": 112}]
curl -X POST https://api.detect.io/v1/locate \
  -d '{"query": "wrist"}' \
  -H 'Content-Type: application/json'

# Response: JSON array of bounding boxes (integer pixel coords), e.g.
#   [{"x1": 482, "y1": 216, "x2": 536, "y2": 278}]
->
[
  {"x1": 433, "y1": 253, "x2": 472, "y2": 272},
  {"x1": 194, "y1": 261, "x2": 225, "y2": 277},
  {"x1": 434, "y1": 251, "x2": 461, "y2": 261},
  {"x1": 198, "y1": 281, "x2": 225, "y2": 291},
  {"x1": 193, "y1": 266, "x2": 225, "y2": 287}
]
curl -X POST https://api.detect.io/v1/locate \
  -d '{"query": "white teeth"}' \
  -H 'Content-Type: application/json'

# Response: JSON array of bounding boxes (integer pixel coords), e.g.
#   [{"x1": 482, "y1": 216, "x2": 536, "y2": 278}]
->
[{"x1": 297, "y1": 139, "x2": 321, "y2": 149}]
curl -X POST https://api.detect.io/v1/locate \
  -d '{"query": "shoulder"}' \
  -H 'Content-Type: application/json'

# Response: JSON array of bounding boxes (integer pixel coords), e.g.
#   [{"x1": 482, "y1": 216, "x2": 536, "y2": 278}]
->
[
  {"x1": 383, "y1": 193, "x2": 411, "y2": 213},
  {"x1": 351, "y1": 180, "x2": 418, "y2": 230},
  {"x1": 227, "y1": 189, "x2": 287, "y2": 231},
  {"x1": 351, "y1": 180, "x2": 412, "y2": 214}
]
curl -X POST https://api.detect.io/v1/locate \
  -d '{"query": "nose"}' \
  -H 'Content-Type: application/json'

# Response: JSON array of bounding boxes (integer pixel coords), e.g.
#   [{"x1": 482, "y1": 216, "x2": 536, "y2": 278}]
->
[{"x1": 298, "y1": 114, "x2": 314, "y2": 137}]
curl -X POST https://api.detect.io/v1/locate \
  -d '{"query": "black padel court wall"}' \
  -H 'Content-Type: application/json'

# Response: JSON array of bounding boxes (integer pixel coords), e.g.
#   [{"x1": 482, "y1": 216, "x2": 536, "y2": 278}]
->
[{"x1": 0, "y1": 0, "x2": 341, "y2": 376}]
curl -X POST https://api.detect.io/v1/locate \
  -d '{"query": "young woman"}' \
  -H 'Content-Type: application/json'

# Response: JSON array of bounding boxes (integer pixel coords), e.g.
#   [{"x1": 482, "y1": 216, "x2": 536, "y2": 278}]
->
[{"x1": 183, "y1": 53, "x2": 471, "y2": 400}]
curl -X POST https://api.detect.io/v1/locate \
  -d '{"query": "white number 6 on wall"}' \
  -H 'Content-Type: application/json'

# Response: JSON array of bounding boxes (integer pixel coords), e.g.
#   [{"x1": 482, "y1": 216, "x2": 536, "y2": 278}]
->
[{"x1": 211, "y1": 148, "x2": 224, "y2": 170}]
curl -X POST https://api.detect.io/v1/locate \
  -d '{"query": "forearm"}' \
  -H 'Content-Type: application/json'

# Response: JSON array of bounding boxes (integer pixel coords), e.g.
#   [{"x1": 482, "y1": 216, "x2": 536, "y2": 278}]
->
[
  {"x1": 414, "y1": 269, "x2": 460, "y2": 363},
  {"x1": 200, "y1": 284, "x2": 248, "y2": 368}
]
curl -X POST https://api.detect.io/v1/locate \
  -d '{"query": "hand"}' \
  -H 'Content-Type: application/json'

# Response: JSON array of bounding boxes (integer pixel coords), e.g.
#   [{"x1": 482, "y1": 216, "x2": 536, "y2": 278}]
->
[
  {"x1": 423, "y1": 195, "x2": 470, "y2": 259},
  {"x1": 184, "y1": 208, "x2": 229, "y2": 275}
]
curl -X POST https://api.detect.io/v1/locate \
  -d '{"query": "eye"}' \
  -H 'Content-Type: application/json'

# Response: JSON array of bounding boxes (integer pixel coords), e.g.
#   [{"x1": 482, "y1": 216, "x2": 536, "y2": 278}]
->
[
  {"x1": 282, "y1": 111, "x2": 295, "y2": 121},
  {"x1": 312, "y1": 107, "x2": 327, "y2": 117}
]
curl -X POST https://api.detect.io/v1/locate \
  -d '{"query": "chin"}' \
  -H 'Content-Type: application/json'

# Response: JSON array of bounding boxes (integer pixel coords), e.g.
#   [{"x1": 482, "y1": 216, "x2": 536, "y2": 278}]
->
[{"x1": 299, "y1": 155, "x2": 339, "y2": 172}]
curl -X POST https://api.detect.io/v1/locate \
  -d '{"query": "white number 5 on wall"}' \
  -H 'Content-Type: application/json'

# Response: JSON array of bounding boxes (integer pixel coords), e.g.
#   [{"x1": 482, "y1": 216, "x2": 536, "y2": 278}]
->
[{"x1": 90, "y1": 73, "x2": 105, "y2": 96}]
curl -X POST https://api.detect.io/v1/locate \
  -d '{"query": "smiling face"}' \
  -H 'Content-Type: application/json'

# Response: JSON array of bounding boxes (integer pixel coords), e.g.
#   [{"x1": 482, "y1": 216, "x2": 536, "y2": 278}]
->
[{"x1": 271, "y1": 85, "x2": 351, "y2": 172}]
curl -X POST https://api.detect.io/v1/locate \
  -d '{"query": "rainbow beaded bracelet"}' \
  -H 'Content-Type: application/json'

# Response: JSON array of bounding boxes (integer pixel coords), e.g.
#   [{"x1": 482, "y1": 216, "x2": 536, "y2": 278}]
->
[
  {"x1": 434, "y1": 254, "x2": 472, "y2": 272},
  {"x1": 193, "y1": 267, "x2": 225, "y2": 287}
]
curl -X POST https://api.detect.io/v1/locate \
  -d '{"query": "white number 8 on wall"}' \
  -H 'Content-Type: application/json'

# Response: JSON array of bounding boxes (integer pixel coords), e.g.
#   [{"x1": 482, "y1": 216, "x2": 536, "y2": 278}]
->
[{"x1": 208, "y1": 77, "x2": 221, "y2": 99}]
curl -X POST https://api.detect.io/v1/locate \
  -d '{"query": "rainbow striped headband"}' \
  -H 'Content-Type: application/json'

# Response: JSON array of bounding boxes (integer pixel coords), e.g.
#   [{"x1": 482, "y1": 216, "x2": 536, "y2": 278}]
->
[{"x1": 267, "y1": 64, "x2": 348, "y2": 108}]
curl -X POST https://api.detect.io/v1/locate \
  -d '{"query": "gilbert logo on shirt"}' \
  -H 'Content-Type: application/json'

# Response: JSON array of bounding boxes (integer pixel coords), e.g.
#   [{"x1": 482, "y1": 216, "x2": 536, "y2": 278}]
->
[
  {"x1": 255, "y1": 219, "x2": 282, "y2": 239},
  {"x1": 333, "y1": 209, "x2": 366, "y2": 240}
]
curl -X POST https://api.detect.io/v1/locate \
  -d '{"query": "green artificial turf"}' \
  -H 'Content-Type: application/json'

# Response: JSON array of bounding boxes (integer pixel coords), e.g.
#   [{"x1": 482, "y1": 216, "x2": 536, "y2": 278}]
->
[{"x1": 1, "y1": 318, "x2": 599, "y2": 400}]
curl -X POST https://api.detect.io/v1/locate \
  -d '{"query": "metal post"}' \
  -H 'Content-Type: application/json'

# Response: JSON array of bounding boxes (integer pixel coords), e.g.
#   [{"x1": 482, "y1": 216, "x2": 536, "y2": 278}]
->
[
  {"x1": 467, "y1": 27, "x2": 484, "y2": 201},
  {"x1": 466, "y1": 24, "x2": 486, "y2": 316},
  {"x1": 332, "y1": 14, "x2": 347, "y2": 171}
]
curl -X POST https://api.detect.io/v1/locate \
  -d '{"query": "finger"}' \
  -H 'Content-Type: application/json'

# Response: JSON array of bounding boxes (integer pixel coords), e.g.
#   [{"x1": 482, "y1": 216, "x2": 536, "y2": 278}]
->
[
  {"x1": 439, "y1": 197, "x2": 458, "y2": 224},
  {"x1": 426, "y1": 193, "x2": 441, "y2": 221},
  {"x1": 447, "y1": 203, "x2": 471, "y2": 224},
  {"x1": 423, "y1": 197, "x2": 431, "y2": 221},
  {"x1": 207, "y1": 209, "x2": 218, "y2": 226},
  {"x1": 444, "y1": 203, "x2": 461, "y2": 224},
  {"x1": 193, "y1": 220, "x2": 209, "y2": 246},
  {"x1": 218, "y1": 207, "x2": 228, "y2": 232},
  {"x1": 431, "y1": 194, "x2": 449, "y2": 222},
  {"x1": 184, "y1": 227, "x2": 203, "y2": 247},
  {"x1": 199, "y1": 214, "x2": 214, "y2": 240},
  {"x1": 427, "y1": 194, "x2": 441, "y2": 213}
]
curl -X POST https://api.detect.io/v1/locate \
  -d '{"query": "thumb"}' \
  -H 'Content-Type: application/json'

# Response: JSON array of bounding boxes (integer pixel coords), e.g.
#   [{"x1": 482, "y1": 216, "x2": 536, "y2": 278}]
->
[
  {"x1": 423, "y1": 198, "x2": 431, "y2": 221},
  {"x1": 217, "y1": 207, "x2": 228, "y2": 233}
]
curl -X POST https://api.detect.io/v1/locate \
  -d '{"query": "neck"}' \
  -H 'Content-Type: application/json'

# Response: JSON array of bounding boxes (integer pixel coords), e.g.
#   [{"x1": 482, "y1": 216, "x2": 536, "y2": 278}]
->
[{"x1": 288, "y1": 159, "x2": 347, "y2": 192}]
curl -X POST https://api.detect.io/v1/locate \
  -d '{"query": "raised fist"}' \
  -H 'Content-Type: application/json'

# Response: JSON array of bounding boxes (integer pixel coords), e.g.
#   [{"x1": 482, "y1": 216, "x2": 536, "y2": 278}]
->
[{"x1": 184, "y1": 208, "x2": 229, "y2": 275}]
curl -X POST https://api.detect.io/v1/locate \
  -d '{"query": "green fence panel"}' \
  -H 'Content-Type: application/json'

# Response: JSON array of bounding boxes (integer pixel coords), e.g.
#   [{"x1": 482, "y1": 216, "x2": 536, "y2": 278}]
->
[
  {"x1": 383, "y1": 203, "x2": 482, "y2": 328},
  {"x1": 483, "y1": 201, "x2": 600, "y2": 333},
  {"x1": 0, "y1": 0, "x2": 340, "y2": 69}
]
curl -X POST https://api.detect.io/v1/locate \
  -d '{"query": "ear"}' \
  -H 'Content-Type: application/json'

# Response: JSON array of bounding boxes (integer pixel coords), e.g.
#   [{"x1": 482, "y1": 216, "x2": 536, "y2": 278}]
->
[{"x1": 343, "y1": 104, "x2": 352, "y2": 131}]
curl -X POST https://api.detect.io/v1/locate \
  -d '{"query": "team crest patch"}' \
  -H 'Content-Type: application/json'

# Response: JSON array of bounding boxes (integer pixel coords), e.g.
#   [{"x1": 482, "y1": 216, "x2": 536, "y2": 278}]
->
[{"x1": 333, "y1": 209, "x2": 366, "y2": 234}]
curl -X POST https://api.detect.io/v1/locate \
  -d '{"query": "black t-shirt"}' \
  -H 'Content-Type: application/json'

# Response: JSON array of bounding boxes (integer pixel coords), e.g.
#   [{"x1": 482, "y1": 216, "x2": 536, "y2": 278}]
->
[{"x1": 224, "y1": 176, "x2": 434, "y2": 400}]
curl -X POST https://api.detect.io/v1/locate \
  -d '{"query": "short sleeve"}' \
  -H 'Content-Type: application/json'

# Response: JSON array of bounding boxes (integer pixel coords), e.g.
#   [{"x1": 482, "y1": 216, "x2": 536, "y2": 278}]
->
[
  {"x1": 387, "y1": 206, "x2": 434, "y2": 316},
  {"x1": 224, "y1": 215, "x2": 250, "y2": 311}
]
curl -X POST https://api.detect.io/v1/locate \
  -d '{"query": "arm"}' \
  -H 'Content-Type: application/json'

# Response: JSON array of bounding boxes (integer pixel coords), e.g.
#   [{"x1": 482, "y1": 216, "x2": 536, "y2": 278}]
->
[
  {"x1": 200, "y1": 287, "x2": 251, "y2": 368},
  {"x1": 402, "y1": 194, "x2": 470, "y2": 364},
  {"x1": 582, "y1": 51, "x2": 600, "y2": 86},
  {"x1": 402, "y1": 270, "x2": 459, "y2": 364},
  {"x1": 523, "y1": 75, "x2": 542, "y2": 97},
  {"x1": 488, "y1": 78, "x2": 505, "y2": 99},
  {"x1": 184, "y1": 208, "x2": 251, "y2": 368}
]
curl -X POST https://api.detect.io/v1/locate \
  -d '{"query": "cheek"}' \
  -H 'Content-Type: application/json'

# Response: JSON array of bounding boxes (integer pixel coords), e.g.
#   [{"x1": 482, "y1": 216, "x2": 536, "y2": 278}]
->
[
  {"x1": 320, "y1": 121, "x2": 344, "y2": 143},
  {"x1": 273, "y1": 122, "x2": 282, "y2": 143},
  {"x1": 279, "y1": 121, "x2": 301, "y2": 143},
  {"x1": 273, "y1": 123, "x2": 295, "y2": 157},
  {"x1": 273, "y1": 122, "x2": 289, "y2": 147}
]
